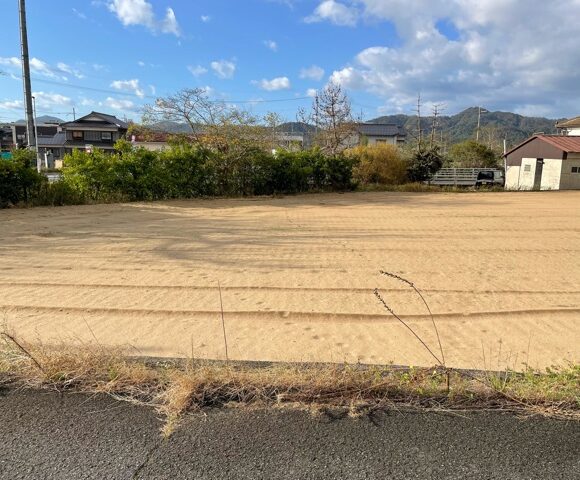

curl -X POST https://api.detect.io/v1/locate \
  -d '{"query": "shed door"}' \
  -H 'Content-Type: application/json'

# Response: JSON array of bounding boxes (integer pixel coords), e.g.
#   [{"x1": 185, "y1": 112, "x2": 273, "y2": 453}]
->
[{"x1": 533, "y1": 159, "x2": 544, "y2": 190}]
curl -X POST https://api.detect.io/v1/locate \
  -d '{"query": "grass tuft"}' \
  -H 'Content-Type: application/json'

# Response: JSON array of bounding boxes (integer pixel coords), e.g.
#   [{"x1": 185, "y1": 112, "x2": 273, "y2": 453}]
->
[{"x1": 0, "y1": 336, "x2": 578, "y2": 436}]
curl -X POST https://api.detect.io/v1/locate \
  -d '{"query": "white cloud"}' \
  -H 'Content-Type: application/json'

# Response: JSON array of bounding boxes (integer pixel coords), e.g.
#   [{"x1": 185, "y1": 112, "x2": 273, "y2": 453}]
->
[
  {"x1": 149, "y1": 85, "x2": 156, "y2": 95},
  {"x1": 306, "y1": 88, "x2": 318, "y2": 98},
  {"x1": 160, "y1": 8, "x2": 180, "y2": 36},
  {"x1": 137, "y1": 60, "x2": 146, "y2": 67},
  {"x1": 110, "y1": 79, "x2": 145, "y2": 98},
  {"x1": 0, "y1": 99, "x2": 23, "y2": 110},
  {"x1": 107, "y1": 0, "x2": 181, "y2": 36},
  {"x1": 318, "y1": 0, "x2": 580, "y2": 116},
  {"x1": 30, "y1": 58, "x2": 60, "y2": 79},
  {"x1": 264, "y1": 40, "x2": 278, "y2": 52},
  {"x1": 32, "y1": 92, "x2": 73, "y2": 109},
  {"x1": 256, "y1": 76, "x2": 291, "y2": 91},
  {"x1": 188, "y1": 65, "x2": 208, "y2": 77},
  {"x1": 300, "y1": 65, "x2": 325, "y2": 81},
  {"x1": 72, "y1": 8, "x2": 87, "y2": 20},
  {"x1": 103, "y1": 97, "x2": 138, "y2": 112},
  {"x1": 211, "y1": 60, "x2": 236, "y2": 79},
  {"x1": 56, "y1": 62, "x2": 84, "y2": 79},
  {"x1": 0, "y1": 57, "x2": 21, "y2": 68},
  {"x1": 1, "y1": 56, "x2": 84, "y2": 81},
  {"x1": 201, "y1": 15, "x2": 211, "y2": 22},
  {"x1": 305, "y1": 0, "x2": 358, "y2": 27}
]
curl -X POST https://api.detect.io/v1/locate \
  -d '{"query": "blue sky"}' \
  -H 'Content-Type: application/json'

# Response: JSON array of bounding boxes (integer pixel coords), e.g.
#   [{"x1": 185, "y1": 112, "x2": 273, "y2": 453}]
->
[{"x1": 1, "y1": 0, "x2": 579, "y2": 123}]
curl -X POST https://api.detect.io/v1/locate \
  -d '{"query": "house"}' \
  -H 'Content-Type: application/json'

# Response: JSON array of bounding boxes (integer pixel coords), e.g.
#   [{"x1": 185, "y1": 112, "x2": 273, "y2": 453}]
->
[
  {"x1": 356, "y1": 123, "x2": 407, "y2": 146},
  {"x1": 556, "y1": 117, "x2": 580, "y2": 136},
  {"x1": 7, "y1": 119, "x2": 60, "y2": 149},
  {"x1": 37, "y1": 132, "x2": 66, "y2": 168},
  {"x1": 504, "y1": 135, "x2": 580, "y2": 190},
  {"x1": 60, "y1": 111, "x2": 128, "y2": 155}
]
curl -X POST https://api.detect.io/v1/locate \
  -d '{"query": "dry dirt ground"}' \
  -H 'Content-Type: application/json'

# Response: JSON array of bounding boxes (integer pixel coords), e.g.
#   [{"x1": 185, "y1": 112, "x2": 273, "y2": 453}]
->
[{"x1": 1, "y1": 191, "x2": 578, "y2": 370}]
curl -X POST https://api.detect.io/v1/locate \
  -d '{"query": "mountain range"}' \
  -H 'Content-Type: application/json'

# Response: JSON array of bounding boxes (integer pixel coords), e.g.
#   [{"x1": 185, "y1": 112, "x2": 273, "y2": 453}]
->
[
  {"x1": 9, "y1": 109, "x2": 568, "y2": 148},
  {"x1": 368, "y1": 107, "x2": 564, "y2": 146}
]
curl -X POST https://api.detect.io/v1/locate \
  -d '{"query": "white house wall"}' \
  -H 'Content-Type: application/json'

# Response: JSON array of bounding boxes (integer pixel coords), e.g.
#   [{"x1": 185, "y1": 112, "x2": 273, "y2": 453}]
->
[
  {"x1": 505, "y1": 165, "x2": 521, "y2": 190},
  {"x1": 517, "y1": 158, "x2": 537, "y2": 190},
  {"x1": 540, "y1": 159, "x2": 562, "y2": 190}
]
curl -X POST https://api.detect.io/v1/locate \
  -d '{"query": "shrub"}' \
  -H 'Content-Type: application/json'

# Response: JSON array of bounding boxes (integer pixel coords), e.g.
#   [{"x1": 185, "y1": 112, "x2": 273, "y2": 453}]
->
[
  {"x1": 348, "y1": 144, "x2": 408, "y2": 185},
  {"x1": 407, "y1": 148, "x2": 444, "y2": 182},
  {"x1": 0, "y1": 150, "x2": 43, "y2": 208},
  {"x1": 447, "y1": 140, "x2": 499, "y2": 168}
]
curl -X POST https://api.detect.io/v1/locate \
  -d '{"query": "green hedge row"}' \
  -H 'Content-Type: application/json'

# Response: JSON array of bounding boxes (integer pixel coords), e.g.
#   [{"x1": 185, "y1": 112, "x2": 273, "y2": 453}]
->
[
  {"x1": 1, "y1": 144, "x2": 357, "y2": 207},
  {"x1": 60, "y1": 144, "x2": 357, "y2": 202}
]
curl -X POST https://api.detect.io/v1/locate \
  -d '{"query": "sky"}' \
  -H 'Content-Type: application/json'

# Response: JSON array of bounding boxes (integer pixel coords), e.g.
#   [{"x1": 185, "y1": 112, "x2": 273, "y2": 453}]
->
[{"x1": 1, "y1": 0, "x2": 579, "y2": 124}]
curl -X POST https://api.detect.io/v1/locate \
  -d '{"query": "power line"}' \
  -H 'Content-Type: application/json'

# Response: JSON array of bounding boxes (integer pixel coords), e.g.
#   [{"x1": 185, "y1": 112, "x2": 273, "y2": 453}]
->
[{"x1": 2, "y1": 72, "x2": 313, "y2": 105}]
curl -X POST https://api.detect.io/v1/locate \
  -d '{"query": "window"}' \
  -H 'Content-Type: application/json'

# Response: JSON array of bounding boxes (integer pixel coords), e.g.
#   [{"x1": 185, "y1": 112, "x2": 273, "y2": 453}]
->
[
  {"x1": 72, "y1": 131, "x2": 83, "y2": 140},
  {"x1": 84, "y1": 131, "x2": 100, "y2": 141},
  {"x1": 524, "y1": 164, "x2": 531, "y2": 172},
  {"x1": 101, "y1": 132, "x2": 112, "y2": 141},
  {"x1": 572, "y1": 166, "x2": 579, "y2": 174}
]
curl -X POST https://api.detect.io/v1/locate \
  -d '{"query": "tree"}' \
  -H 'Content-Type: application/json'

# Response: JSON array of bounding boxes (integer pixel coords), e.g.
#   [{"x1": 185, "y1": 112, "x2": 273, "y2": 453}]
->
[
  {"x1": 142, "y1": 88, "x2": 225, "y2": 136},
  {"x1": 347, "y1": 144, "x2": 407, "y2": 185},
  {"x1": 299, "y1": 82, "x2": 357, "y2": 156},
  {"x1": 447, "y1": 140, "x2": 499, "y2": 168},
  {"x1": 407, "y1": 147, "x2": 444, "y2": 182}
]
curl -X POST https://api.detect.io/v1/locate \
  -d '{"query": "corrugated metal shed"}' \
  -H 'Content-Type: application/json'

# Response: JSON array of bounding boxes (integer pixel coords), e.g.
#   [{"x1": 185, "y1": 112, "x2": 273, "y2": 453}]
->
[{"x1": 505, "y1": 135, "x2": 580, "y2": 157}]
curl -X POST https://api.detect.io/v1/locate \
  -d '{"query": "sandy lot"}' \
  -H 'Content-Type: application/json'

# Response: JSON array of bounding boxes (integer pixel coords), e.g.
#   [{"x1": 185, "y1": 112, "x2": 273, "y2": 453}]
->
[{"x1": 1, "y1": 192, "x2": 579, "y2": 370}]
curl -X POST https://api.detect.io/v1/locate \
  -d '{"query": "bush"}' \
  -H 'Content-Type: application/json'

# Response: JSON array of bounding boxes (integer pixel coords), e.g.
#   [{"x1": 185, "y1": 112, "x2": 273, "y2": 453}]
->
[
  {"x1": 447, "y1": 140, "x2": 499, "y2": 168},
  {"x1": 407, "y1": 148, "x2": 444, "y2": 182},
  {"x1": 0, "y1": 150, "x2": 43, "y2": 208},
  {"x1": 348, "y1": 144, "x2": 408, "y2": 185},
  {"x1": 3, "y1": 144, "x2": 358, "y2": 208}
]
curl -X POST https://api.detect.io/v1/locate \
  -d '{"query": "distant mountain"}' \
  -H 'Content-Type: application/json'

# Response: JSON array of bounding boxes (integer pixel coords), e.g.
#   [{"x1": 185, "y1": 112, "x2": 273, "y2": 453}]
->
[
  {"x1": 147, "y1": 120, "x2": 193, "y2": 133},
  {"x1": 278, "y1": 122, "x2": 315, "y2": 134},
  {"x1": 370, "y1": 107, "x2": 564, "y2": 147},
  {"x1": 137, "y1": 108, "x2": 567, "y2": 148}
]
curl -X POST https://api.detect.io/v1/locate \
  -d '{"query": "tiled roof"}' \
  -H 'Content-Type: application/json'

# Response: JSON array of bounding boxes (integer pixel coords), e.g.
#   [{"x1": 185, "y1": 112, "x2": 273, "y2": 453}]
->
[
  {"x1": 37, "y1": 132, "x2": 66, "y2": 146},
  {"x1": 61, "y1": 111, "x2": 128, "y2": 129},
  {"x1": 357, "y1": 123, "x2": 406, "y2": 137}
]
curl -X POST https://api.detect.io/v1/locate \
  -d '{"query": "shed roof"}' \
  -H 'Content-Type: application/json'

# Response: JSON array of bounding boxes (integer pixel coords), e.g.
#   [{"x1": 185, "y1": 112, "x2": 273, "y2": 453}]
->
[
  {"x1": 358, "y1": 123, "x2": 406, "y2": 137},
  {"x1": 504, "y1": 135, "x2": 580, "y2": 157}
]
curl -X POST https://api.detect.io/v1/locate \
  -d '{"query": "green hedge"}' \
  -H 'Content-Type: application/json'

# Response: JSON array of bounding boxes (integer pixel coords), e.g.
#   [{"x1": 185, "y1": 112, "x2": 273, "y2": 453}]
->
[{"x1": 58, "y1": 144, "x2": 356, "y2": 203}]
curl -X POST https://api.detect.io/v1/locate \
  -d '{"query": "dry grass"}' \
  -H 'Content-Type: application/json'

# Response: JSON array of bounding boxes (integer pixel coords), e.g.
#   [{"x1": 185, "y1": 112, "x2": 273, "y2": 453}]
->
[{"x1": 1, "y1": 334, "x2": 578, "y2": 437}]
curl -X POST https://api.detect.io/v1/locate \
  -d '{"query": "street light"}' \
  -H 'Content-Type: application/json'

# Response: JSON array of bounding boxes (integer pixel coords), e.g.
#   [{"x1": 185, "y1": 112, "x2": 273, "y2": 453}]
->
[{"x1": 31, "y1": 95, "x2": 40, "y2": 172}]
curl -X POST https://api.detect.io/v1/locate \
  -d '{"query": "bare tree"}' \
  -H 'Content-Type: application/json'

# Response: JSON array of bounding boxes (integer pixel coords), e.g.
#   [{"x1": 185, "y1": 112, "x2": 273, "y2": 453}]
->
[
  {"x1": 299, "y1": 83, "x2": 357, "y2": 155},
  {"x1": 142, "y1": 88, "x2": 225, "y2": 136},
  {"x1": 429, "y1": 103, "x2": 446, "y2": 149}
]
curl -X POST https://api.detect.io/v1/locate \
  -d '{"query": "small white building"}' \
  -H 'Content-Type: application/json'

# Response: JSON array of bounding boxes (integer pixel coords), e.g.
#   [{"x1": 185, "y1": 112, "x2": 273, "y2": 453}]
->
[
  {"x1": 504, "y1": 135, "x2": 580, "y2": 190},
  {"x1": 556, "y1": 117, "x2": 580, "y2": 136}
]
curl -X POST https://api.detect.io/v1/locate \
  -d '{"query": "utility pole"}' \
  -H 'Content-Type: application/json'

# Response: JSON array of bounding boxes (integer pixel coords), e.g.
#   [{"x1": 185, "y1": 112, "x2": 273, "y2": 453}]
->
[
  {"x1": 32, "y1": 95, "x2": 40, "y2": 171},
  {"x1": 476, "y1": 106, "x2": 488, "y2": 143},
  {"x1": 18, "y1": 0, "x2": 36, "y2": 151},
  {"x1": 72, "y1": 106, "x2": 76, "y2": 120},
  {"x1": 430, "y1": 103, "x2": 445, "y2": 149},
  {"x1": 415, "y1": 93, "x2": 422, "y2": 151}
]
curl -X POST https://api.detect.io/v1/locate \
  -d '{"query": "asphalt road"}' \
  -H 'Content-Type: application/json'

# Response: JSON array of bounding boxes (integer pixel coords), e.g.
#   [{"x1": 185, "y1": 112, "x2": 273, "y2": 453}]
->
[{"x1": 1, "y1": 388, "x2": 578, "y2": 479}]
